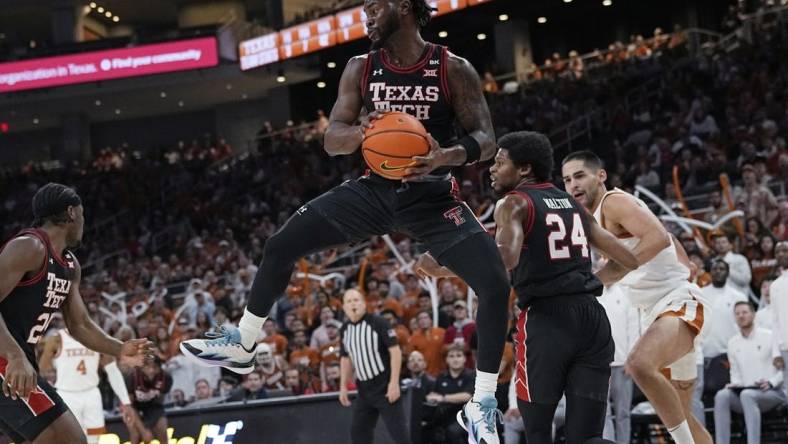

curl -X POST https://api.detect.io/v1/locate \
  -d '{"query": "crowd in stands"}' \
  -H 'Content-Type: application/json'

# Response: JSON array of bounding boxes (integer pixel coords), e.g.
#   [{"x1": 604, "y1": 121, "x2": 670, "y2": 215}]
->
[{"x1": 1, "y1": 4, "x2": 787, "y2": 443}]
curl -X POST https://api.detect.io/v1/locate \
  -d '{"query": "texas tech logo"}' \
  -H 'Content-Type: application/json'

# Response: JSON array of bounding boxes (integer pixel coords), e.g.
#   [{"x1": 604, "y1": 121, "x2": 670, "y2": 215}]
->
[
  {"x1": 443, "y1": 206, "x2": 466, "y2": 226},
  {"x1": 368, "y1": 82, "x2": 439, "y2": 120}
]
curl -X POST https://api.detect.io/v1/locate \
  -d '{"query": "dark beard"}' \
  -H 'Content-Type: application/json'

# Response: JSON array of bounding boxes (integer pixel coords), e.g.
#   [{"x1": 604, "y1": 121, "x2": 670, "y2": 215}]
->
[{"x1": 370, "y1": 13, "x2": 400, "y2": 50}]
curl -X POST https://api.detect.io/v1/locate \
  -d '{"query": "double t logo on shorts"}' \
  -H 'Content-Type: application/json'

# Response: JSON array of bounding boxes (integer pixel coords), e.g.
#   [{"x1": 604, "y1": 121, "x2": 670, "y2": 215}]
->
[{"x1": 443, "y1": 206, "x2": 466, "y2": 226}]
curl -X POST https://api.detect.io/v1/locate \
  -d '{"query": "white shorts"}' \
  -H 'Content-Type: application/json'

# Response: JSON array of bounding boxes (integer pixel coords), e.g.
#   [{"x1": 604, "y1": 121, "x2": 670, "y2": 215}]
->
[
  {"x1": 58, "y1": 386, "x2": 105, "y2": 435},
  {"x1": 641, "y1": 283, "x2": 710, "y2": 381}
]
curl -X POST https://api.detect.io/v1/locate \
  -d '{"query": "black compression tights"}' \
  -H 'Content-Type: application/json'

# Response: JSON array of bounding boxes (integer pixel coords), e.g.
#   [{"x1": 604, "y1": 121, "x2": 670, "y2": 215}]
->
[
  {"x1": 519, "y1": 396, "x2": 614, "y2": 444},
  {"x1": 437, "y1": 232, "x2": 511, "y2": 374},
  {"x1": 246, "y1": 207, "x2": 348, "y2": 316}
]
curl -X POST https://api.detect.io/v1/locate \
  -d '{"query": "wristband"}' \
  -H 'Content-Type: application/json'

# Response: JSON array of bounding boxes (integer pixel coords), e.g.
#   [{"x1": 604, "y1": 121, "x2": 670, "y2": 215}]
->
[{"x1": 458, "y1": 135, "x2": 481, "y2": 164}]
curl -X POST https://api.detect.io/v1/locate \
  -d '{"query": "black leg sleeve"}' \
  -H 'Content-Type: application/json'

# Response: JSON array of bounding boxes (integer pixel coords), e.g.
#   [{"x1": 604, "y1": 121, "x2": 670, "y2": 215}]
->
[
  {"x1": 518, "y1": 400, "x2": 558, "y2": 444},
  {"x1": 246, "y1": 205, "x2": 348, "y2": 316},
  {"x1": 437, "y1": 232, "x2": 511, "y2": 373},
  {"x1": 377, "y1": 398, "x2": 412, "y2": 444},
  {"x1": 564, "y1": 394, "x2": 611, "y2": 444}
]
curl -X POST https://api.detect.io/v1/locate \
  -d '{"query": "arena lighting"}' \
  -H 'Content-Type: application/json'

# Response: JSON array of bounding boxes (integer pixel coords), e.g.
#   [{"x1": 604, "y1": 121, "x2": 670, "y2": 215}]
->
[
  {"x1": 105, "y1": 11, "x2": 112, "y2": 18},
  {"x1": 477, "y1": 33, "x2": 487, "y2": 40},
  {"x1": 326, "y1": 61, "x2": 336, "y2": 68},
  {"x1": 276, "y1": 74, "x2": 286, "y2": 82},
  {"x1": 317, "y1": 81, "x2": 326, "y2": 88},
  {"x1": 225, "y1": 83, "x2": 233, "y2": 90},
  {"x1": 498, "y1": 14, "x2": 508, "y2": 21},
  {"x1": 113, "y1": 16, "x2": 119, "y2": 22},
  {"x1": 178, "y1": 100, "x2": 184, "y2": 107},
  {"x1": 97, "y1": 6, "x2": 104, "y2": 12},
  {"x1": 94, "y1": 99, "x2": 101, "y2": 106},
  {"x1": 603, "y1": 0, "x2": 613, "y2": 5},
  {"x1": 564, "y1": 0, "x2": 573, "y2": 3},
  {"x1": 438, "y1": 30, "x2": 448, "y2": 38},
  {"x1": 33, "y1": 117, "x2": 39, "y2": 124},
  {"x1": 89, "y1": 2, "x2": 96, "y2": 8},
  {"x1": 114, "y1": 108, "x2": 121, "y2": 114},
  {"x1": 160, "y1": 91, "x2": 167, "y2": 98},
  {"x1": 537, "y1": 16, "x2": 547, "y2": 24}
]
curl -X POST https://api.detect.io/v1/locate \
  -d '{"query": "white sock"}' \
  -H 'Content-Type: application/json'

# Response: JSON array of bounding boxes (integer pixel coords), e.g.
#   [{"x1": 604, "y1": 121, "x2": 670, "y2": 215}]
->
[
  {"x1": 238, "y1": 308, "x2": 267, "y2": 350},
  {"x1": 668, "y1": 420, "x2": 694, "y2": 444},
  {"x1": 472, "y1": 369, "x2": 499, "y2": 402}
]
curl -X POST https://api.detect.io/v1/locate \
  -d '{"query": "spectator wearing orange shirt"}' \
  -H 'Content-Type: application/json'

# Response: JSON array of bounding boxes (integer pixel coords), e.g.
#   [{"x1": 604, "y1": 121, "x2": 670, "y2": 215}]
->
[
  {"x1": 289, "y1": 329, "x2": 320, "y2": 372},
  {"x1": 409, "y1": 311, "x2": 446, "y2": 377},
  {"x1": 260, "y1": 318, "x2": 288, "y2": 356},
  {"x1": 382, "y1": 309, "x2": 411, "y2": 351}
]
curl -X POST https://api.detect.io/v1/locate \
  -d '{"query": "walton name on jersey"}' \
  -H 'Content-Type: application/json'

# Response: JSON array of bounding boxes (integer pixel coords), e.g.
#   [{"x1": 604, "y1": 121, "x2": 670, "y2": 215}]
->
[
  {"x1": 44, "y1": 272, "x2": 70, "y2": 309},
  {"x1": 543, "y1": 197, "x2": 574, "y2": 210},
  {"x1": 368, "y1": 82, "x2": 440, "y2": 120}
]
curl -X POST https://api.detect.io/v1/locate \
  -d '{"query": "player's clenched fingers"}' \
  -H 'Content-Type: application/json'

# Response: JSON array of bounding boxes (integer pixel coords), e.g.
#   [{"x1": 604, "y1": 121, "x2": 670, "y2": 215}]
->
[
  {"x1": 2, "y1": 376, "x2": 12, "y2": 398},
  {"x1": 20, "y1": 373, "x2": 35, "y2": 399}
]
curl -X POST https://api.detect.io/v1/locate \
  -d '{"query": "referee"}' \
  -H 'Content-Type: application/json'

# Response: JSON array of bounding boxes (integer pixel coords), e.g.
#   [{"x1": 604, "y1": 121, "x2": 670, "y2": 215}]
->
[{"x1": 339, "y1": 289, "x2": 410, "y2": 444}]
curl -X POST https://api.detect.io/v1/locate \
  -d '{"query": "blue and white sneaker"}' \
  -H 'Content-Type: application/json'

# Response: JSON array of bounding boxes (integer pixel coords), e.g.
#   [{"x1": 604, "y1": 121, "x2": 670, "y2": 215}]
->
[
  {"x1": 179, "y1": 326, "x2": 256, "y2": 374},
  {"x1": 457, "y1": 396, "x2": 503, "y2": 444}
]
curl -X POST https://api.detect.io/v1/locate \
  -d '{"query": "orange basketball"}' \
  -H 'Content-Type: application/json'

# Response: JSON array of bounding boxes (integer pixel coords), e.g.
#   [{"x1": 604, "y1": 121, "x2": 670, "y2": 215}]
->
[{"x1": 362, "y1": 111, "x2": 429, "y2": 180}]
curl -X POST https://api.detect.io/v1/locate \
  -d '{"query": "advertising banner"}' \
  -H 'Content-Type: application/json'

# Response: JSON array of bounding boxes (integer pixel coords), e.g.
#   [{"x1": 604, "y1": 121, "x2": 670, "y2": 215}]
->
[{"x1": 0, "y1": 37, "x2": 219, "y2": 93}]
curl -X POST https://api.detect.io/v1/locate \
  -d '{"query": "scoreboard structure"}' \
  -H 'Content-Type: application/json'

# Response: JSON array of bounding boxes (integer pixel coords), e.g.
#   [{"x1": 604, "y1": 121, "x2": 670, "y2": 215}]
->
[{"x1": 239, "y1": 0, "x2": 493, "y2": 71}]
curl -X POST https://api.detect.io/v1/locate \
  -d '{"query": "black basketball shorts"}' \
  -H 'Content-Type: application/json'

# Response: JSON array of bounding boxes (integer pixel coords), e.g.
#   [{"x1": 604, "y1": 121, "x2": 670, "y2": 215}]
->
[
  {"x1": 308, "y1": 174, "x2": 486, "y2": 259},
  {"x1": 0, "y1": 357, "x2": 69, "y2": 442},
  {"x1": 514, "y1": 294, "x2": 614, "y2": 405}
]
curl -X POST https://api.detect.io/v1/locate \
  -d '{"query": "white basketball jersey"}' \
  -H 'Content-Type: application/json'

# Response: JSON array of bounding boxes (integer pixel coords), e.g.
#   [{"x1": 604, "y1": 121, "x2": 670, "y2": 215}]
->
[
  {"x1": 53, "y1": 329, "x2": 100, "y2": 392},
  {"x1": 593, "y1": 188, "x2": 690, "y2": 308}
]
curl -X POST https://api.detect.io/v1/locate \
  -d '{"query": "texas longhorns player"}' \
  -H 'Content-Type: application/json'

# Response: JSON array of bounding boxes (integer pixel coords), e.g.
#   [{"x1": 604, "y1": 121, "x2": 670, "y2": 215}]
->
[
  {"x1": 562, "y1": 151, "x2": 712, "y2": 444},
  {"x1": 39, "y1": 329, "x2": 137, "y2": 444}
]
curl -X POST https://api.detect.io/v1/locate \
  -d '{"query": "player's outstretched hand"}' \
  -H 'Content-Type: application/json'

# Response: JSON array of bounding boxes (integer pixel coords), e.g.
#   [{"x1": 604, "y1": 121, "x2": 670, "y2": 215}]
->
[
  {"x1": 119, "y1": 404, "x2": 138, "y2": 426},
  {"x1": 414, "y1": 253, "x2": 455, "y2": 279},
  {"x1": 404, "y1": 134, "x2": 445, "y2": 181},
  {"x1": 2, "y1": 357, "x2": 37, "y2": 400},
  {"x1": 119, "y1": 338, "x2": 155, "y2": 367}
]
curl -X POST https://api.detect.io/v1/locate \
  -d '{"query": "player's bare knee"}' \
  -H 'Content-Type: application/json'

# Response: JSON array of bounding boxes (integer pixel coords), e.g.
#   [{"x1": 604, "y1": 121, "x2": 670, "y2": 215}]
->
[{"x1": 624, "y1": 353, "x2": 652, "y2": 381}]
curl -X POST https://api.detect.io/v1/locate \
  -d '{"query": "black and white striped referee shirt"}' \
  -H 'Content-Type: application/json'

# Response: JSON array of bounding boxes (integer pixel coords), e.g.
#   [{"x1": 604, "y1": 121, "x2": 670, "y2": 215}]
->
[{"x1": 340, "y1": 314, "x2": 398, "y2": 385}]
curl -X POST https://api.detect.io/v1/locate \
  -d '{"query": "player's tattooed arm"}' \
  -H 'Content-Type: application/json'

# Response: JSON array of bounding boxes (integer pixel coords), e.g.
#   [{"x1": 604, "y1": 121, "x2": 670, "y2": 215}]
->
[
  {"x1": 494, "y1": 194, "x2": 528, "y2": 270},
  {"x1": 447, "y1": 53, "x2": 496, "y2": 162},
  {"x1": 324, "y1": 56, "x2": 378, "y2": 156},
  {"x1": 405, "y1": 54, "x2": 495, "y2": 179}
]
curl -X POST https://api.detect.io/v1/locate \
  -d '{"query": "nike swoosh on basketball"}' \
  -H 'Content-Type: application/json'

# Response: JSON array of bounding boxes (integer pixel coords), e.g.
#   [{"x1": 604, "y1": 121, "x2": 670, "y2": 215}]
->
[{"x1": 379, "y1": 160, "x2": 416, "y2": 171}]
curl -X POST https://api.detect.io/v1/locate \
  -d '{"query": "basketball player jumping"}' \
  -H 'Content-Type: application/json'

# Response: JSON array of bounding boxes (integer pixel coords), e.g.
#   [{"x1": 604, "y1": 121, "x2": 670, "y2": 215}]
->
[
  {"x1": 562, "y1": 151, "x2": 712, "y2": 444},
  {"x1": 181, "y1": 1, "x2": 511, "y2": 441},
  {"x1": 0, "y1": 183, "x2": 152, "y2": 444},
  {"x1": 417, "y1": 132, "x2": 638, "y2": 444},
  {"x1": 39, "y1": 328, "x2": 138, "y2": 444}
]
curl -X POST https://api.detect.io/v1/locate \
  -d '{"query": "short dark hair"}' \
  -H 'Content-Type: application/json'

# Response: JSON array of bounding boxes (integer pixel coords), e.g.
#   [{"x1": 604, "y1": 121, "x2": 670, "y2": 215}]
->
[
  {"x1": 32, "y1": 183, "x2": 81, "y2": 227},
  {"x1": 734, "y1": 300, "x2": 755, "y2": 312},
  {"x1": 562, "y1": 150, "x2": 604, "y2": 170},
  {"x1": 498, "y1": 131, "x2": 554, "y2": 182},
  {"x1": 446, "y1": 343, "x2": 464, "y2": 355},
  {"x1": 710, "y1": 259, "x2": 729, "y2": 272}
]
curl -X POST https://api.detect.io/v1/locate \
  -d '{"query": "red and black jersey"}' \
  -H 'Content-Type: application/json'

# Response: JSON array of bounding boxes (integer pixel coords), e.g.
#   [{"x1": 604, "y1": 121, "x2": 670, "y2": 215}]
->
[
  {"x1": 127, "y1": 369, "x2": 172, "y2": 408},
  {"x1": 360, "y1": 42, "x2": 456, "y2": 176},
  {"x1": 508, "y1": 183, "x2": 602, "y2": 307},
  {"x1": 0, "y1": 229, "x2": 76, "y2": 369}
]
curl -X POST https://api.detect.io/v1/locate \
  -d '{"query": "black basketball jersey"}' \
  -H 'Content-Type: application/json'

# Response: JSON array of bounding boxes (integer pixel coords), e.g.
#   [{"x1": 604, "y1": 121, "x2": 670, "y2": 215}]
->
[
  {"x1": 360, "y1": 42, "x2": 457, "y2": 176},
  {"x1": 0, "y1": 229, "x2": 75, "y2": 369},
  {"x1": 508, "y1": 183, "x2": 602, "y2": 307}
]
